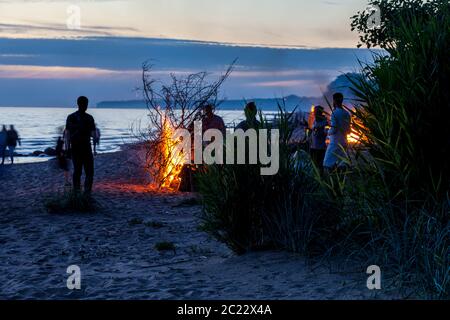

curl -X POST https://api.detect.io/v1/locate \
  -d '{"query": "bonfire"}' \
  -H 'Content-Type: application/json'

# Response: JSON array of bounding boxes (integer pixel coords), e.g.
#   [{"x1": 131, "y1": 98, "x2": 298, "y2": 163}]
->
[
  {"x1": 140, "y1": 61, "x2": 235, "y2": 191},
  {"x1": 309, "y1": 105, "x2": 365, "y2": 146}
]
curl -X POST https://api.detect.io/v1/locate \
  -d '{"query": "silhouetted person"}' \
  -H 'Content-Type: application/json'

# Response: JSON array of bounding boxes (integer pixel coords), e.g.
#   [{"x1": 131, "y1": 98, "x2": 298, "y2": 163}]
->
[
  {"x1": 0, "y1": 125, "x2": 7, "y2": 165},
  {"x1": 93, "y1": 125, "x2": 101, "y2": 156},
  {"x1": 202, "y1": 104, "x2": 226, "y2": 136},
  {"x1": 290, "y1": 111, "x2": 309, "y2": 151},
  {"x1": 323, "y1": 93, "x2": 351, "y2": 171},
  {"x1": 310, "y1": 106, "x2": 328, "y2": 174},
  {"x1": 66, "y1": 96, "x2": 96, "y2": 194},
  {"x1": 236, "y1": 102, "x2": 260, "y2": 131},
  {"x1": 5, "y1": 125, "x2": 21, "y2": 164}
]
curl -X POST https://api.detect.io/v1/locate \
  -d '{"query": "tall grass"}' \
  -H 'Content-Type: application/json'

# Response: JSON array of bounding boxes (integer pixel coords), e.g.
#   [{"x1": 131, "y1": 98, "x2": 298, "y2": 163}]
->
[
  {"x1": 196, "y1": 5, "x2": 449, "y2": 298},
  {"x1": 196, "y1": 105, "x2": 338, "y2": 255},
  {"x1": 44, "y1": 191, "x2": 98, "y2": 214},
  {"x1": 337, "y1": 7, "x2": 450, "y2": 298},
  {"x1": 349, "y1": 8, "x2": 450, "y2": 200}
]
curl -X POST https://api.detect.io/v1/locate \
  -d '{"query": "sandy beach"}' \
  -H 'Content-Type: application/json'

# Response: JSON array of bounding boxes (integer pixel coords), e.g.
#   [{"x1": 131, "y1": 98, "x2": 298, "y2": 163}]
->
[{"x1": 0, "y1": 146, "x2": 401, "y2": 300}]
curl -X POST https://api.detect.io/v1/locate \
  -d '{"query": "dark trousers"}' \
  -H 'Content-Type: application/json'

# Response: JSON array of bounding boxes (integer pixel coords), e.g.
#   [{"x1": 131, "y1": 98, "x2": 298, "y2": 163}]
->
[
  {"x1": 0, "y1": 146, "x2": 6, "y2": 164},
  {"x1": 310, "y1": 148, "x2": 326, "y2": 173},
  {"x1": 1, "y1": 146, "x2": 14, "y2": 164},
  {"x1": 72, "y1": 145, "x2": 94, "y2": 193}
]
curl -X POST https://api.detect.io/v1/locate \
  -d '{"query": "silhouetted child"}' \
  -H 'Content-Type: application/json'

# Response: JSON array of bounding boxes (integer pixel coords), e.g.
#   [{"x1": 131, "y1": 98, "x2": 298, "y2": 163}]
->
[{"x1": 93, "y1": 125, "x2": 101, "y2": 155}]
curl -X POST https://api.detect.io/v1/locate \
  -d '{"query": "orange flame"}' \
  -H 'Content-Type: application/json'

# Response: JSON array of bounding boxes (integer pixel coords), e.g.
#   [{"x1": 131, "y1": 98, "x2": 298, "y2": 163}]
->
[
  {"x1": 159, "y1": 120, "x2": 185, "y2": 191},
  {"x1": 308, "y1": 105, "x2": 315, "y2": 129},
  {"x1": 347, "y1": 132, "x2": 361, "y2": 144}
]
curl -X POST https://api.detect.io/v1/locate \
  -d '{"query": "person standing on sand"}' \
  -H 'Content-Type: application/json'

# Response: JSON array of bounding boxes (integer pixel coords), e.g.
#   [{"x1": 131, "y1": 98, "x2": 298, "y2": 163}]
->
[
  {"x1": 0, "y1": 125, "x2": 7, "y2": 165},
  {"x1": 66, "y1": 96, "x2": 97, "y2": 195},
  {"x1": 323, "y1": 93, "x2": 351, "y2": 172},
  {"x1": 6, "y1": 125, "x2": 21, "y2": 165},
  {"x1": 93, "y1": 125, "x2": 101, "y2": 156}
]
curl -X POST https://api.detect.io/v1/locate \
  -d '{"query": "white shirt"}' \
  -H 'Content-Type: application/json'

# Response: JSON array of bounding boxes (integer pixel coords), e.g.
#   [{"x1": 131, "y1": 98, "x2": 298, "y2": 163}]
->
[{"x1": 328, "y1": 107, "x2": 351, "y2": 146}]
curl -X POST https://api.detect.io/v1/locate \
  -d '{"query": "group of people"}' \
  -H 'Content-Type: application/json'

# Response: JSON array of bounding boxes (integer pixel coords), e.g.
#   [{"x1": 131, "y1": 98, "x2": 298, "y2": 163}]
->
[
  {"x1": 44, "y1": 93, "x2": 349, "y2": 195},
  {"x1": 0, "y1": 125, "x2": 21, "y2": 165},
  {"x1": 201, "y1": 92, "x2": 352, "y2": 175},
  {"x1": 309, "y1": 93, "x2": 351, "y2": 173},
  {"x1": 202, "y1": 101, "x2": 260, "y2": 134}
]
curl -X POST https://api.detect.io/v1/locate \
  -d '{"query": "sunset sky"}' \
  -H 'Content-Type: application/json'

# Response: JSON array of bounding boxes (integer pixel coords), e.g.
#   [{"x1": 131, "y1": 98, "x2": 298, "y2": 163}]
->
[
  {"x1": 0, "y1": 0, "x2": 368, "y2": 46},
  {"x1": 0, "y1": 0, "x2": 374, "y2": 107}
]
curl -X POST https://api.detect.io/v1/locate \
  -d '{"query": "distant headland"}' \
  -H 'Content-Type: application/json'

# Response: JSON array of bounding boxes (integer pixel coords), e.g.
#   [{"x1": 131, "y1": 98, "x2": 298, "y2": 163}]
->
[{"x1": 96, "y1": 95, "x2": 321, "y2": 112}]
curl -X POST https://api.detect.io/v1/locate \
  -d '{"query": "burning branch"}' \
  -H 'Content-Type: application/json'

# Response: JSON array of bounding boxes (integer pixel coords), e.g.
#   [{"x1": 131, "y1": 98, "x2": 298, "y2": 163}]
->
[{"x1": 140, "y1": 60, "x2": 236, "y2": 190}]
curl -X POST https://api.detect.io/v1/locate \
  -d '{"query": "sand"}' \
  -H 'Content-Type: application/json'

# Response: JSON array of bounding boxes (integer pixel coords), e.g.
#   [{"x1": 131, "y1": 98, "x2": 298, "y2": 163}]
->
[{"x1": 0, "y1": 146, "x2": 402, "y2": 300}]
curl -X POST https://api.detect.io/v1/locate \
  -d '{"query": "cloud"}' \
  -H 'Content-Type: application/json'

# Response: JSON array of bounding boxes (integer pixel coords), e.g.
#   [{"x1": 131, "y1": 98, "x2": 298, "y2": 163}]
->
[
  {"x1": 0, "y1": 36, "x2": 376, "y2": 71},
  {"x1": 0, "y1": 36, "x2": 377, "y2": 105},
  {"x1": 0, "y1": 65, "x2": 139, "y2": 79},
  {"x1": 230, "y1": 69, "x2": 336, "y2": 78},
  {"x1": 0, "y1": 22, "x2": 139, "y2": 37},
  {"x1": 246, "y1": 80, "x2": 316, "y2": 88}
]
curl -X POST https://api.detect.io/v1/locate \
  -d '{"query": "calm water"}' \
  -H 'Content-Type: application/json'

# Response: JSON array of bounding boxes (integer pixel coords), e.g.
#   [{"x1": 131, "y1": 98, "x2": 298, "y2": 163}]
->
[{"x1": 0, "y1": 107, "x2": 254, "y2": 163}]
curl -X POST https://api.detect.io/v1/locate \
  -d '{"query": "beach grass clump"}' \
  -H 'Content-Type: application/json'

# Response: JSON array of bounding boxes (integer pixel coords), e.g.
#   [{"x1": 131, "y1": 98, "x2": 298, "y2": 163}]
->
[
  {"x1": 196, "y1": 106, "x2": 336, "y2": 255},
  {"x1": 350, "y1": 0, "x2": 450, "y2": 200},
  {"x1": 336, "y1": 0, "x2": 450, "y2": 298},
  {"x1": 196, "y1": 163, "x2": 266, "y2": 254},
  {"x1": 44, "y1": 191, "x2": 98, "y2": 214},
  {"x1": 154, "y1": 241, "x2": 176, "y2": 252},
  {"x1": 196, "y1": 1, "x2": 449, "y2": 298},
  {"x1": 319, "y1": 165, "x2": 449, "y2": 298}
]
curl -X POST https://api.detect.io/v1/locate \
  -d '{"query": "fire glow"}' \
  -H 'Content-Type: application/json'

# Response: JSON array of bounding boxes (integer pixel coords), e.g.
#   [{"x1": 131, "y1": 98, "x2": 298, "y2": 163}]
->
[
  {"x1": 158, "y1": 120, "x2": 185, "y2": 191},
  {"x1": 310, "y1": 105, "x2": 362, "y2": 145}
]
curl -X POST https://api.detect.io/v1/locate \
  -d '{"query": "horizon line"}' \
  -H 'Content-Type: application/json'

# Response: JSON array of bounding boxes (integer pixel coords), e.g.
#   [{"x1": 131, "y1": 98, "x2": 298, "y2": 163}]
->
[{"x1": 0, "y1": 34, "x2": 374, "y2": 51}]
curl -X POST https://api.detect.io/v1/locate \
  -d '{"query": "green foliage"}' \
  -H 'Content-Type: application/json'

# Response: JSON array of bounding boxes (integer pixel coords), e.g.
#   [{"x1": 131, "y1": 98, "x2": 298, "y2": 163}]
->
[
  {"x1": 349, "y1": 5, "x2": 450, "y2": 200},
  {"x1": 196, "y1": 162, "x2": 266, "y2": 254},
  {"x1": 194, "y1": 1, "x2": 449, "y2": 297},
  {"x1": 322, "y1": 166, "x2": 449, "y2": 298},
  {"x1": 44, "y1": 191, "x2": 98, "y2": 214},
  {"x1": 351, "y1": 0, "x2": 449, "y2": 48},
  {"x1": 340, "y1": 3, "x2": 450, "y2": 298},
  {"x1": 196, "y1": 104, "x2": 337, "y2": 255}
]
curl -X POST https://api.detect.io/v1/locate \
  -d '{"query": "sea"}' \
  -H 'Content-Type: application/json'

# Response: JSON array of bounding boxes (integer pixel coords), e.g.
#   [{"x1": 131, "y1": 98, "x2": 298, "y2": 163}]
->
[{"x1": 0, "y1": 107, "x2": 275, "y2": 164}]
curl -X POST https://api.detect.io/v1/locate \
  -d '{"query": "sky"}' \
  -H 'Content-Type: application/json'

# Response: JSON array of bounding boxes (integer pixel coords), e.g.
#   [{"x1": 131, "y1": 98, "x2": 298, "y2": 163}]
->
[{"x1": 0, "y1": 0, "x2": 374, "y2": 107}]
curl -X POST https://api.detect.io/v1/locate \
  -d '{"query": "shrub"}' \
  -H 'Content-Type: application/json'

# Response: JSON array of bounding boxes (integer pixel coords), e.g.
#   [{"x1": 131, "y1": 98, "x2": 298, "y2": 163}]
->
[
  {"x1": 333, "y1": 1, "x2": 450, "y2": 298},
  {"x1": 350, "y1": 1, "x2": 450, "y2": 200},
  {"x1": 196, "y1": 105, "x2": 337, "y2": 255},
  {"x1": 44, "y1": 191, "x2": 98, "y2": 214}
]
